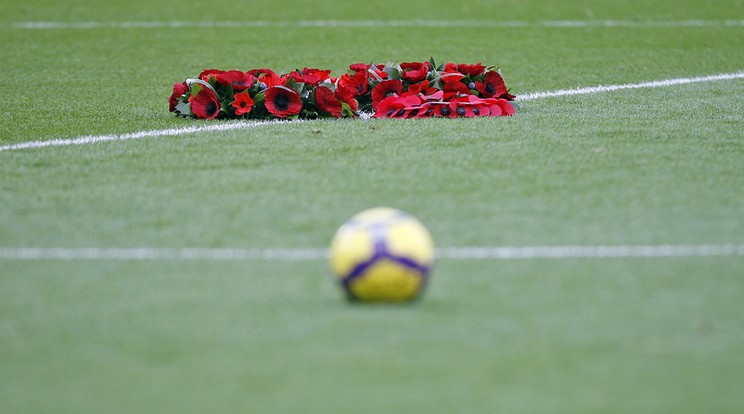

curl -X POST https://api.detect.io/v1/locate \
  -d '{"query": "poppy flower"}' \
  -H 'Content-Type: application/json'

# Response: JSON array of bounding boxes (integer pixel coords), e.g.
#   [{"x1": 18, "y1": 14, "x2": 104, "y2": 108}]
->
[
  {"x1": 476, "y1": 98, "x2": 500, "y2": 117},
  {"x1": 457, "y1": 63, "x2": 486, "y2": 77},
  {"x1": 250, "y1": 68, "x2": 286, "y2": 88},
  {"x1": 413, "y1": 103, "x2": 437, "y2": 118},
  {"x1": 232, "y1": 92, "x2": 254, "y2": 116},
  {"x1": 372, "y1": 95, "x2": 403, "y2": 118},
  {"x1": 189, "y1": 86, "x2": 221, "y2": 119},
  {"x1": 371, "y1": 79, "x2": 403, "y2": 111},
  {"x1": 264, "y1": 86, "x2": 303, "y2": 118},
  {"x1": 289, "y1": 68, "x2": 332, "y2": 87},
  {"x1": 337, "y1": 70, "x2": 369, "y2": 97},
  {"x1": 450, "y1": 95, "x2": 483, "y2": 118},
  {"x1": 442, "y1": 81, "x2": 471, "y2": 100},
  {"x1": 335, "y1": 88, "x2": 359, "y2": 112},
  {"x1": 440, "y1": 71, "x2": 466, "y2": 84},
  {"x1": 476, "y1": 70, "x2": 514, "y2": 100},
  {"x1": 443, "y1": 62, "x2": 459, "y2": 73},
  {"x1": 440, "y1": 63, "x2": 466, "y2": 84},
  {"x1": 314, "y1": 86, "x2": 342, "y2": 118},
  {"x1": 423, "y1": 90, "x2": 444, "y2": 101},
  {"x1": 199, "y1": 69, "x2": 253, "y2": 91},
  {"x1": 231, "y1": 72, "x2": 257, "y2": 91},
  {"x1": 198, "y1": 69, "x2": 225, "y2": 82},
  {"x1": 169, "y1": 81, "x2": 189, "y2": 112},
  {"x1": 305, "y1": 68, "x2": 332, "y2": 83},
  {"x1": 372, "y1": 94, "x2": 424, "y2": 118},
  {"x1": 349, "y1": 63, "x2": 371, "y2": 73},
  {"x1": 429, "y1": 102, "x2": 454, "y2": 118},
  {"x1": 397, "y1": 94, "x2": 426, "y2": 118},
  {"x1": 490, "y1": 98, "x2": 515, "y2": 116},
  {"x1": 400, "y1": 61, "x2": 430, "y2": 83},
  {"x1": 406, "y1": 80, "x2": 437, "y2": 96}
]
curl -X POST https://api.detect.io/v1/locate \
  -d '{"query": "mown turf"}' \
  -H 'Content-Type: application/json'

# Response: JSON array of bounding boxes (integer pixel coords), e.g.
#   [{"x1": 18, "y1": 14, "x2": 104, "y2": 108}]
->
[{"x1": 1, "y1": 0, "x2": 744, "y2": 413}]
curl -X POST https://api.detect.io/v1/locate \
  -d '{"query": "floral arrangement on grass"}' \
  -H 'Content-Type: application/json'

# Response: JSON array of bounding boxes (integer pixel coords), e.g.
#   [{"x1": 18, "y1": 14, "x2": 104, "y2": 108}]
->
[{"x1": 169, "y1": 58, "x2": 516, "y2": 120}]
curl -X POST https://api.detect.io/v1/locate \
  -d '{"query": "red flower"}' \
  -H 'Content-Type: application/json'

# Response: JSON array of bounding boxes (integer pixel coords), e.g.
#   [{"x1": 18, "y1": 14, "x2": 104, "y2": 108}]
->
[
  {"x1": 335, "y1": 88, "x2": 359, "y2": 112},
  {"x1": 450, "y1": 95, "x2": 483, "y2": 118},
  {"x1": 232, "y1": 92, "x2": 254, "y2": 116},
  {"x1": 231, "y1": 72, "x2": 257, "y2": 91},
  {"x1": 405, "y1": 80, "x2": 437, "y2": 96},
  {"x1": 336, "y1": 70, "x2": 369, "y2": 97},
  {"x1": 476, "y1": 70, "x2": 514, "y2": 100},
  {"x1": 443, "y1": 62, "x2": 458, "y2": 72},
  {"x1": 400, "y1": 61, "x2": 430, "y2": 83},
  {"x1": 372, "y1": 94, "x2": 424, "y2": 118},
  {"x1": 491, "y1": 99, "x2": 516, "y2": 116},
  {"x1": 304, "y1": 68, "x2": 332, "y2": 83},
  {"x1": 440, "y1": 63, "x2": 465, "y2": 83},
  {"x1": 199, "y1": 69, "x2": 256, "y2": 91},
  {"x1": 264, "y1": 86, "x2": 303, "y2": 118},
  {"x1": 458, "y1": 63, "x2": 486, "y2": 77},
  {"x1": 250, "y1": 68, "x2": 286, "y2": 88},
  {"x1": 314, "y1": 86, "x2": 342, "y2": 118},
  {"x1": 371, "y1": 79, "x2": 403, "y2": 111},
  {"x1": 198, "y1": 68, "x2": 224, "y2": 81},
  {"x1": 430, "y1": 102, "x2": 454, "y2": 117},
  {"x1": 189, "y1": 86, "x2": 221, "y2": 119},
  {"x1": 423, "y1": 90, "x2": 444, "y2": 101},
  {"x1": 169, "y1": 81, "x2": 188, "y2": 112},
  {"x1": 289, "y1": 68, "x2": 332, "y2": 86},
  {"x1": 442, "y1": 81, "x2": 471, "y2": 100},
  {"x1": 349, "y1": 63, "x2": 371, "y2": 73}
]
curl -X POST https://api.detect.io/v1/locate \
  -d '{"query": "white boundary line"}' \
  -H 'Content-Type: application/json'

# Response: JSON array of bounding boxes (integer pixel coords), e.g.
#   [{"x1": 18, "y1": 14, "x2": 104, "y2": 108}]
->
[
  {"x1": 516, "y1": 71, "x2": 744, "y2": 101},
  {"x1": 0, "y1": 119, "x2": 296, "y2": 152},
  {"x1": 1, "y1": 245, "x2": 743, "y2": 261},
  {"x1": 5, "y1": 20, "x2": 744, "y2": 30},
  {"x1": 2, "y1": 70, "x2": 743, "y2": 153}
]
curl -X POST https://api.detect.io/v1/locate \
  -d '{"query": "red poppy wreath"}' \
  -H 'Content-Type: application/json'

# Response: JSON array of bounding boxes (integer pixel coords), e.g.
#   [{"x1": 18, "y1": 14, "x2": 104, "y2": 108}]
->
[{"x1": 169, "y1": 58, "x2": 516, "y2": 120}]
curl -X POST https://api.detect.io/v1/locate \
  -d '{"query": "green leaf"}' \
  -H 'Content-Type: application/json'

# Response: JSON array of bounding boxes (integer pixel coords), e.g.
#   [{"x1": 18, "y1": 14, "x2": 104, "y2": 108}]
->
[
  {"x1": 341, "y1": 101, "x2": 356, "y2": 117},
  {"x1": 190, "y1": 83, "x2": 203, "y2": 97},
  {"x1": 174, "y1": 101, "x2": 192, "y2": 117},
  {"x1": 384, "y1": 65, "x2": 401, "y2": 80},
  {"x1": 285, "y1": 78, "x2": 304, "y2": 94},
  {"x1": 253, "y1": 92, "x2": 265, "y2": 106}
]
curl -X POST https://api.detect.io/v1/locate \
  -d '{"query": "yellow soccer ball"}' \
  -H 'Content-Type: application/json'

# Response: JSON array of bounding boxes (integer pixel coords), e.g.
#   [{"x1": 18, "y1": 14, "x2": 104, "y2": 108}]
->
[{"x1": 329, "y1": 207, "x2": 435, "y2": 302}]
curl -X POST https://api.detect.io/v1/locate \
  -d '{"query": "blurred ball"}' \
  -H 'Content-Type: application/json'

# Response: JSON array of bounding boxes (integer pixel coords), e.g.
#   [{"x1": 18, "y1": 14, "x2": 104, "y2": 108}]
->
[{"x1": 329, "y1": 207, "x2": 435, "y2": 302}]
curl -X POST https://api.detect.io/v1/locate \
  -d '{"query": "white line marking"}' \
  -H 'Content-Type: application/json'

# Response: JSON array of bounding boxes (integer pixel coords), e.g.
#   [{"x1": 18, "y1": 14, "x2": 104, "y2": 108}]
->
[
  {"x1": 437, "y1": 245, "x2": 744, "y2": 259},
  {"x1": 516, "y1": 71, "x2": 744, "y2": 101},
  {"x1": 1, "y1": 245, "x2": 742, "y2": 261},
  {"x1": 0, "y1": 119, "x2": 297, "y2": 152},
  {"x1": 5, "y1": 20, "x2": 744, "y2": 30},
  {"x1": 0, "y1": 247, "x2": 328, "y2": 261},
  {"x1": 2, "y1": 70, "x2": 743, "y2": 153}
]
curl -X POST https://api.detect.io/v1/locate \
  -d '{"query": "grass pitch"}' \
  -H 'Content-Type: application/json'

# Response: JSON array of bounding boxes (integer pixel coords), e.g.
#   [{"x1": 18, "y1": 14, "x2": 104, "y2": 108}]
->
[{"x1": 2, "y1": 1, "x2": 744, "y2": 413}]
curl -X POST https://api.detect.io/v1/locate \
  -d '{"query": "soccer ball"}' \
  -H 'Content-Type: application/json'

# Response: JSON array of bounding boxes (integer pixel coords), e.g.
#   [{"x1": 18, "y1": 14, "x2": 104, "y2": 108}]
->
[{"x1": 329, "y1": 207, "x2": 435, "y2": 302}]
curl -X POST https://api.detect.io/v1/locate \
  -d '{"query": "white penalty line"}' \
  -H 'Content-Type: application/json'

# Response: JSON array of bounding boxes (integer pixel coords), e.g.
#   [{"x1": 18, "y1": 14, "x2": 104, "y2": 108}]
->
[
  {"x1": 2, "y1": 70, "x2": 744, "y2": 153},
  {"x1": 1, "y1": 245, "x2": 743, "y2": 261},
  {"x1": 6, "y1": 20, "x2": 744, "y2": 30}
]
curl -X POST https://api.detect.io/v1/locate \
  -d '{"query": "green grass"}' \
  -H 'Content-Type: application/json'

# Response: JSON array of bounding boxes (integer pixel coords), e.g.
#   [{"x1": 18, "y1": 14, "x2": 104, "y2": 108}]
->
[{"x1": 2, "y1": 1, "x2": 744, "y2": 413}]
